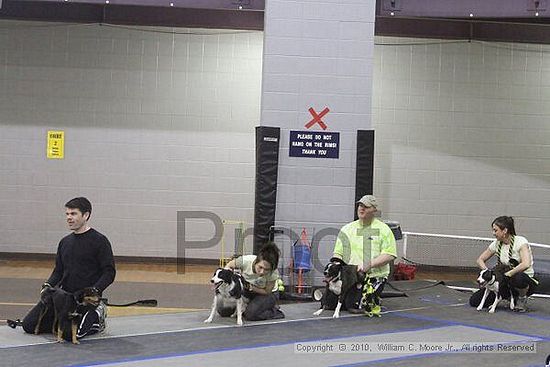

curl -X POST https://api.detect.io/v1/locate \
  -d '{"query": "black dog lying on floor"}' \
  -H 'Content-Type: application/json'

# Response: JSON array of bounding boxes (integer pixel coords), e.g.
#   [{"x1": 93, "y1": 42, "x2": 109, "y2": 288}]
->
[
  {"x1": 313, "y1": 258, "x2": 365, "y2": 318},
  {"x1": 37, "y1": 286, "x2": 101, "y2": 344}
]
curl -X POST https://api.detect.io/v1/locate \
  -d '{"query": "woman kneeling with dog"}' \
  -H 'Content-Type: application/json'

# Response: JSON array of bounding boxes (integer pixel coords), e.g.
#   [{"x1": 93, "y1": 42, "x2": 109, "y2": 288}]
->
[
  {"x1": 224, "y1": 243, "x2": 284, "y2": 321},
  {"x1": 471, "y1": 216, "x2": 538, "y2": 312}
]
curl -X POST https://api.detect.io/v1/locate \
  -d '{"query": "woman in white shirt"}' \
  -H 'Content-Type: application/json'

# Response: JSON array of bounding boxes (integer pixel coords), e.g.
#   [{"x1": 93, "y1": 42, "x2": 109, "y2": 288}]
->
[
  {"x1": 470, "y1": 216, "x2": 538, "y2": 312},
  {"x1": 225, "y1": 243, "x2": 284, "y2": 321}
]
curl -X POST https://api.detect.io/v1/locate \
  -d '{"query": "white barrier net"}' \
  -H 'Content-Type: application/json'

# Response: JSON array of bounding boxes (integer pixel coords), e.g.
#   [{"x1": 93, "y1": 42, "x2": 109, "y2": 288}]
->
[{"x1": 402, "y1": 232, "x2": 550, "y2": 274}]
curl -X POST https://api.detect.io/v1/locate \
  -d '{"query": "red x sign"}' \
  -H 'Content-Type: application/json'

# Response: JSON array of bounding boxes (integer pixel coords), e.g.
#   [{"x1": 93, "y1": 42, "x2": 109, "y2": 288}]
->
[{"x1": 305, "y1": 107, "x2": 330, "y2": 130}]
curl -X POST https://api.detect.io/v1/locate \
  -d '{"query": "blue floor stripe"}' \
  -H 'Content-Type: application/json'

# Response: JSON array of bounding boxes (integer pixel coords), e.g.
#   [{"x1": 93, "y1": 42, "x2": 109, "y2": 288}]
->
[
  {"x1": 329, "y1": 351, "x2": 447, "y2": 367},
  {"x1": 330, "y1": 340, "x2": 542, "y2": 367},
  {"x1": 66, "y1": 311, "x2": 550, "y2": 367},
  {"x1": 524, "y1": 313, "x2": 550, "y2": 322},
  {"x1": 332, "y1": 311, "x2": 549, "y2": 367},
  {"x1": 392, "y1": 312, "x2": 550, "y2": 342},
  {"x1": 66, "y1": 324, "x2": 451, "y2": 367}
]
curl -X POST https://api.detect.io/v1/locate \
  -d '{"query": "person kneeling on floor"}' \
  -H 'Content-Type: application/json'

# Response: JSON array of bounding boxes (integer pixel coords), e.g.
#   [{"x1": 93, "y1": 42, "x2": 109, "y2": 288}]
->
[
  {"x1": 332, "y1": 195, "x2": 397, "y2": 317},
  {"x1": 22, "y1": 197, "x2": 116, "y2": 340},
  {"x1": 225, "y1": 243, "x2": 284, "y2": 321},
  {"x1": 470, "y1": 216, "x2": 538, "y2": 313}
]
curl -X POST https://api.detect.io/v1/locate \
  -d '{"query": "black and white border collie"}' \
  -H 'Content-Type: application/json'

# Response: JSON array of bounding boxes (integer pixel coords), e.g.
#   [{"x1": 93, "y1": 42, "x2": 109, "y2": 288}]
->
[
  {"x1": 476, "y1": 265, "x2": 514, "y2": 313},
  {"x1": 313, "y1": 258, "x2": 364, "y2": 318},
  {"x1": 204, "y1": 268, "x2": 249, "y2": 326}
]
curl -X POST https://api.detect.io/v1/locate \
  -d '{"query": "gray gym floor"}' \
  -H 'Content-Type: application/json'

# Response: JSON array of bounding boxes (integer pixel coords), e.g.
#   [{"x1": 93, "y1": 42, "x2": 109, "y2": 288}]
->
[{"x1": 1, "y1": 282, "x2": 548, "y2": 367}]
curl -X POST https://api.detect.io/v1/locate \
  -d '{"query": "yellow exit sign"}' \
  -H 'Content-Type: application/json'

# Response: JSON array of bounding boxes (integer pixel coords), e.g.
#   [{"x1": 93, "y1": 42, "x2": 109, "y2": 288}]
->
[{"x1": 47, "y1": 130, "x2": 64, "y2": 159}]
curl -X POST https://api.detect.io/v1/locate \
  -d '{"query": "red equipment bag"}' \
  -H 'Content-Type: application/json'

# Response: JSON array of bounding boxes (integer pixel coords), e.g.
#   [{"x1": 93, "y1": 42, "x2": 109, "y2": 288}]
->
[{"x1": 393, "y1": 262, "x2": 417, "y2": 280}]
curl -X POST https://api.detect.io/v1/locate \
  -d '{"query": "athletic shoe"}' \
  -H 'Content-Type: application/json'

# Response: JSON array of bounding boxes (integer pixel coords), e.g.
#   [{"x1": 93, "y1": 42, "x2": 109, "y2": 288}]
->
[
  {"x1": 95, "y1": 301, "x2": 107, "y2": 332},
  {"x1": 514, "y1": 296, "x2": 528, "y2": 313}
]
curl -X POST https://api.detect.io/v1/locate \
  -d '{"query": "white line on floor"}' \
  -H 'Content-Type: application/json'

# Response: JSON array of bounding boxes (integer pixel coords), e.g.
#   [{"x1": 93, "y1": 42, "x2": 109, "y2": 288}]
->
[
  {"x1": 0, "y1": 305, "x2": 442, "y2": 349},
  {"x1": 0, "y1": 302, "x2": 36, "y2": 306},
  {"x1": 96, "y1": 305, "x2": 439, "y2": 341}
]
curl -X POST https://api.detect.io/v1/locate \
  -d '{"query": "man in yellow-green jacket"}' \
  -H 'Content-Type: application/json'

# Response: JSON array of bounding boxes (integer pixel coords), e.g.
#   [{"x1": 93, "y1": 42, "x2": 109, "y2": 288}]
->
[{"x1": 332, "y1": 195, "x2": 396, "y2": 316}]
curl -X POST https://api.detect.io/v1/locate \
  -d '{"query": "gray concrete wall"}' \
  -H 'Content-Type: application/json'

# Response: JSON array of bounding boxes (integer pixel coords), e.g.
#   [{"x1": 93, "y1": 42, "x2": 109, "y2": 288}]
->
[
  {"x1": 373, "y1": 38, "x2": 550, "y2": 243},
  {"x1": 0, "y1": 21, "x2": 262, "y2": 258},
  {"x1": 2, "y1": 19, "x2": 550, "y2": 261},
  {"x1": 261, "y1": 0, "x2": 377, "y2": 261}
]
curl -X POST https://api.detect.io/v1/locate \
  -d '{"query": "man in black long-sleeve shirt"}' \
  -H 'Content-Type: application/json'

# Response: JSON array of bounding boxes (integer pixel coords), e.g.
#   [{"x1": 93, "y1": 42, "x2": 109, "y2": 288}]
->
[{"x1": 22, "y1": 197, "x2": 116, "y2": 339}]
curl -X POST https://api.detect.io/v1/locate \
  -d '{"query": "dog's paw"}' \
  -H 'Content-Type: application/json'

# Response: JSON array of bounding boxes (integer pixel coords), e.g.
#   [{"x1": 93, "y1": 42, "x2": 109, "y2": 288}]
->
[
  {"x1": 488, "y1": 308, "x2": 496, "y2": 314},
  {"x1": 237, "y1": 320, "x2": 243, "y2": 327},
  {"x1": 313, "y1": 309, "x2": 323, "y2": 316},
  {"x1": 72, "y1": 340, "x2": 80, "y2": 345},
  {"x1": 203, "y1": 318, "x2": 213, "y2": 324},
  {"x1": 476, "y1": 306, "x2": 483, "y2": 311},
  {"x1": 332, "y1": 313, "x2": 340, "y2": 318}
]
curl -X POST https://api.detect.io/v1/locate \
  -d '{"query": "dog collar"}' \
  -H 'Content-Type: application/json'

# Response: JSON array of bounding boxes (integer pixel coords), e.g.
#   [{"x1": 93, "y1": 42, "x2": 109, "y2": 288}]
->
[
  {"x1": 325, "y1": 274, "x2": 340, "y2": 283},
  {"x1": 485, "y1": 278, "x2": 496, "y2": 286}
]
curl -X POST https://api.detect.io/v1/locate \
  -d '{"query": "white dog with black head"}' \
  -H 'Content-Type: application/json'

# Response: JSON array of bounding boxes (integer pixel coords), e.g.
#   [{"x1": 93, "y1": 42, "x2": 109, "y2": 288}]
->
[
  {"x1": 476, "y1": 266, "x2": 514, "y2": 314},
  {"x1": 204, "y1": 268, "x2": 249, "y2": 326}
]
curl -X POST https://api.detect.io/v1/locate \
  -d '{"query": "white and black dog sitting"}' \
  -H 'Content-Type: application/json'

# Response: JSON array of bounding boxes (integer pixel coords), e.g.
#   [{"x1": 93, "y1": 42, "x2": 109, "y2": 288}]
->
[
  {"x1": 476, "y1": 263, "x2": 515, "y2": 313},
  {"x1": 313, "y1": 258, "x2": 365, "y2": 318},
  {"x1": 204, "y1": 268, "x2": 249, "y2": 326}
]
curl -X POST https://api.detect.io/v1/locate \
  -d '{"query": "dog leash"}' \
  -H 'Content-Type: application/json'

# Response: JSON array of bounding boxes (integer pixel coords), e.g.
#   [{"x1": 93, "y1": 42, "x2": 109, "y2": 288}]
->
[
  {"x1": 3, "y1": 299, "x2": 158, "y2": 329},
  {"x1": 4, "y1": 319, "x2": 23, "y2": 329},
  {"x1": 386, "y1": 280, "x2": 445, "y2": 293},
  {"x1": 101, "y1": 299, "x2": 158, "y2": 307}
]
